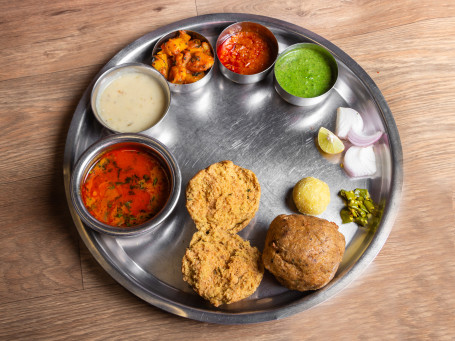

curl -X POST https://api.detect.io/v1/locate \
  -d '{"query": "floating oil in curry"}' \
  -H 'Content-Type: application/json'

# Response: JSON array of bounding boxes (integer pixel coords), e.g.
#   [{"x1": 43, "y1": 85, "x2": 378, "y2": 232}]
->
[{"x1": 81, "y1": 146, "x2": 170, "y2": 227}]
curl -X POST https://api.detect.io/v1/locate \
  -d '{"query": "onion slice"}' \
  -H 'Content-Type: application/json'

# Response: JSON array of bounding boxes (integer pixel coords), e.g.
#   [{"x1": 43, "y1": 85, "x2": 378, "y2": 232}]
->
[
  {"x1": 336, "y1": 107, "x2": 364, "y2": 139},
  {"x1": 343, "y1": 145, "x2": 377, "y2": 177},
  {"x1": 347, "y1": 129, "x2": 383, "y2": 147}
]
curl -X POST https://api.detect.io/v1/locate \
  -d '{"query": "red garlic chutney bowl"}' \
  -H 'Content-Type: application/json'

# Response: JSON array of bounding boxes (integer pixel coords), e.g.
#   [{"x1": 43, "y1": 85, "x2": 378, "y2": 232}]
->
[{"x1": 216, "y1": 22, "x2": 279, "y2": 84}]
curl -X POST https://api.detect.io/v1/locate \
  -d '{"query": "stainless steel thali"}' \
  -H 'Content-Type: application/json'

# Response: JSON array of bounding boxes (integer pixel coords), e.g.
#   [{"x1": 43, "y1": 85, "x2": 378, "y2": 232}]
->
[{"x1": 63, "y1": 13, "x2": 403, "y2": 324}]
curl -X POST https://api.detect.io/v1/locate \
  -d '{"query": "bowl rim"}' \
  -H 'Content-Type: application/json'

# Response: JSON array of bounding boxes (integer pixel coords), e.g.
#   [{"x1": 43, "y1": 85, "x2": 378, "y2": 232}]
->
[
  {"x1": 69, "y1": 133, "x2": 181, "y2": 237},
  {"x1": 90, "y1": 62, "x2": 171, "y2": 134}
]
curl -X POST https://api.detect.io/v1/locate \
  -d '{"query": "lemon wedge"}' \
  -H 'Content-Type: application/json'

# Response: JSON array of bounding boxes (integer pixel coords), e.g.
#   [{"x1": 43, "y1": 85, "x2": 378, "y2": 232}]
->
[{"x1": 317, "y1": 127, "x2": 345, "y2": 154}]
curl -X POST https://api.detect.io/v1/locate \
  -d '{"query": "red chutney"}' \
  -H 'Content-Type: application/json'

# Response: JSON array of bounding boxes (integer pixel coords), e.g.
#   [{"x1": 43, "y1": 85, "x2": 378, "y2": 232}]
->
[
  {"x1": 81, "y1": 146, "x2": 170, "y2": 228},
  {"x1": 217, "y1": 31, "x2": 273, "y2": 75}
]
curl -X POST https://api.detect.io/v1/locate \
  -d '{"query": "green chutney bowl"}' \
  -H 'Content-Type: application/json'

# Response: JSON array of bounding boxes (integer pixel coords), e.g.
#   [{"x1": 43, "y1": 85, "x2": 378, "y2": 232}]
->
[{"x1": 273, "y1": 43, "x2": 338, "y2": 106}]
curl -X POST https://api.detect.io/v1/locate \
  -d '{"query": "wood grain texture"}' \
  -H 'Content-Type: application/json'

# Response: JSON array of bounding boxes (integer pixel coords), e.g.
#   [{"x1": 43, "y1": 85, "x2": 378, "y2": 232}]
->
[
  {"x1": 0, "y1": 0, "x2": 196, "y2": 81},
  {"x1": 0, "y1": 0, "x2": 454, "y2": 339}
]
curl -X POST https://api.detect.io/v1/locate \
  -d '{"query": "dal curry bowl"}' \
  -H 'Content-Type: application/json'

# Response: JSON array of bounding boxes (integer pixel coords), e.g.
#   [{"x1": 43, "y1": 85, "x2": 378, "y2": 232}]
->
[{"x1": 70, "y1": 133, "x2": 181, "y2": 237}]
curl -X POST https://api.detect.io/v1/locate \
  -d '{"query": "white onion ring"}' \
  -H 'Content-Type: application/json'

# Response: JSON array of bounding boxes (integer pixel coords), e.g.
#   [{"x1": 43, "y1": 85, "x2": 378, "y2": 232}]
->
[
  {"x1": 347, "y1": 129, "x2": 383, "y2": 147},
  {"x1": 343, "y1": 145, "x2": 377, "y2": 177},
  {"x1": 336, "y1": 107, "x2": 364, "y2": 139}
]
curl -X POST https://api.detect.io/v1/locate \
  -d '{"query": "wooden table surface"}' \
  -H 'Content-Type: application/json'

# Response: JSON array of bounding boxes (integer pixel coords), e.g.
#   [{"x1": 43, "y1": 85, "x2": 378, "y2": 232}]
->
[{"x1": 1, "y1": 1, "x2": 454, "y2": 339}]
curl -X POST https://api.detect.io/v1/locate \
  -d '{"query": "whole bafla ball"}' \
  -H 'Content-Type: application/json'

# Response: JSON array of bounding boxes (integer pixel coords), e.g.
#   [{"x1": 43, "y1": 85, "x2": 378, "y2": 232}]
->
[{"x1": 292, "y1": 177, "x2": 330, "y2": 215}]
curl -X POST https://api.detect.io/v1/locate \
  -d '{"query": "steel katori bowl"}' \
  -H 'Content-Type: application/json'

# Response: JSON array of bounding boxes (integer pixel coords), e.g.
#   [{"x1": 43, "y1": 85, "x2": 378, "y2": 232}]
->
[
  {"x1": 151, "y1": 30, "x2": 215, "y2": 93},
  {"x1": 90, "y1": 63, "x2": 171, "y2": 134},
  {"x1": 70, "y1": 133, "x2": 181, "y2": 237},
  {"x1": 273, "y1": 43, "x2": 338, "y2": 106},
  {"x1": 216, "y1": 21, "x2": 279, "y2": 84}
]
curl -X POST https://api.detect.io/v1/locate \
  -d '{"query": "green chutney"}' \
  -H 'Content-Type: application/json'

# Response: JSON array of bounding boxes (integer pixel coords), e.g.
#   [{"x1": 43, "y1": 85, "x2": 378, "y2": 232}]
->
[{"x1": 275, "y1": 46, "x2": 334, "y2": 98}]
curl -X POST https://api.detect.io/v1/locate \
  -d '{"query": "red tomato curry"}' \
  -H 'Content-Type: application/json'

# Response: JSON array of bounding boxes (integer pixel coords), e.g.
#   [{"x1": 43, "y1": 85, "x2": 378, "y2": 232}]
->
[{"x1": 81, "y1": 146, "x2": 170, "y2": 227}]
